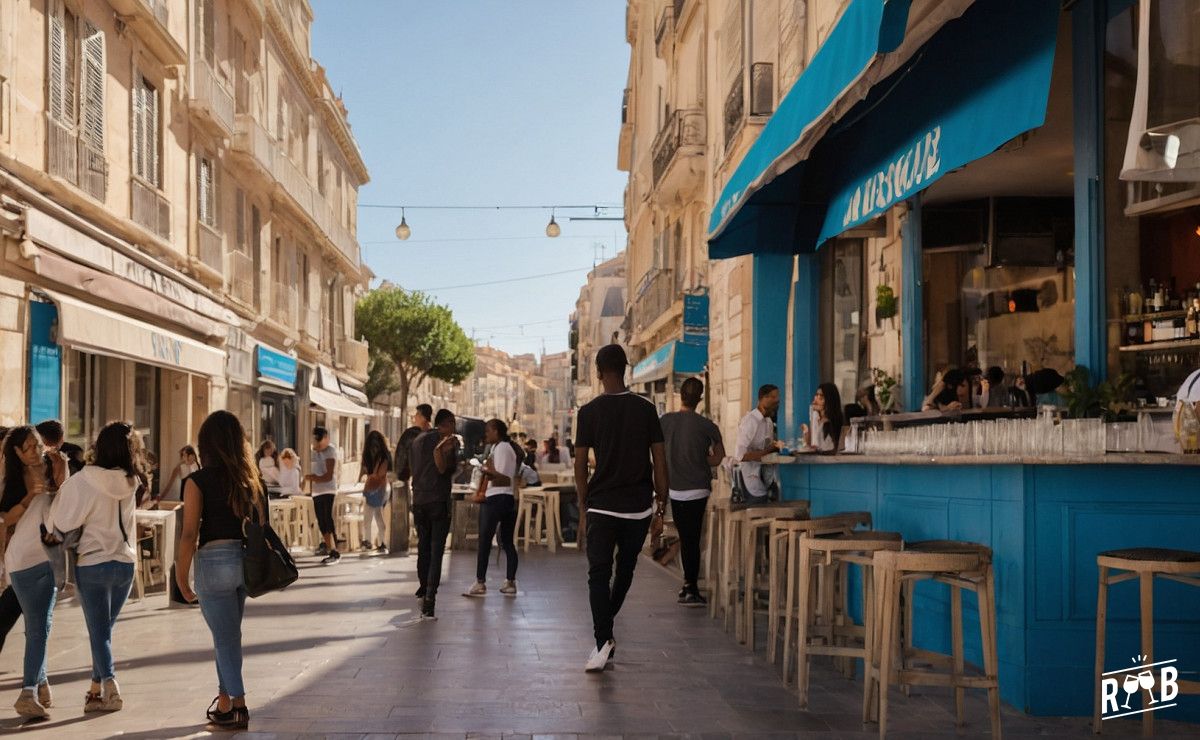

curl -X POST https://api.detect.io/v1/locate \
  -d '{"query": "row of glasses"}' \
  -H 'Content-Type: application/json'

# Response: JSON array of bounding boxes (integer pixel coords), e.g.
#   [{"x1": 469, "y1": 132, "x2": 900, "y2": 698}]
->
[{"x1": 859, "y1": 416, "x2": 1108, "y2": 458}]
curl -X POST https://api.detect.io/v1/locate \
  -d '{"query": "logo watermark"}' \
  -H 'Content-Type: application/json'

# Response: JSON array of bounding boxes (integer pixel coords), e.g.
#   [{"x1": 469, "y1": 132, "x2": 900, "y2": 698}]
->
[{"x1": 1100, "y1": 655, "x2": 1180, "y2": 721}]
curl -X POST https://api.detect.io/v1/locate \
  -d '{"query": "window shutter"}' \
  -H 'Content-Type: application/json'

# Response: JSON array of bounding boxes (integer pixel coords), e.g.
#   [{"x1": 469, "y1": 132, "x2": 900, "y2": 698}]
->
[
  {"x1": 203, "y1": 0, "x2": 215, "y2": 64},
  {"x1": 235, "y1": 189, "x2": 246, "y2": 251},
  {"x1": 80, "y1": 23, "x2": 105, "y2": 152},
  {"x1": 63, "y1": 8, "x2": 77, "y2": 124},
  {"x1": 198, "y1": 155, "x2": 214, "y2": 226},
  {"x1": 47, "y1": 1, "x2": 65, "y2": 122},
  {"x1": 132, "y1": 80, "x2": 145, "y2": 180},
  {"x1": 145, "y1": 80, "x2": 159, "y2": 187}
]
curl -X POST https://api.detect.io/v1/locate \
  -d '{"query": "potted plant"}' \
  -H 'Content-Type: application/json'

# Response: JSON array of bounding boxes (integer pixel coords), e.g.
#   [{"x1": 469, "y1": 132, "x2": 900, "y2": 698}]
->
[
  {"x1": 875, "y1": 284, "x2": 898, "y2": 326},
  {"x1": 872, "y1": 368, "x2": 899, "y2": 414},
  {"x1": 1060, "y1": 366, "x2": 1135, "y2": 421}
]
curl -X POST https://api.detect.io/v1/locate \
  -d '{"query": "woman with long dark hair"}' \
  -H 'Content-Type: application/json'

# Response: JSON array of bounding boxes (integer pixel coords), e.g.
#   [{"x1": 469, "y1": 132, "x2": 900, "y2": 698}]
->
[
  {"x1": 176, "y1": 410, "x2": 265, "y2": 731},
  {"x1": 359, "y1": 430, "x2": 392, "y2": 554},
  {"x1": 1, "y1": 426, "x2": 54, "y2": 718},
  {"x1": 47, "y1": 421, "x2": 147, "y2": 712},
  {"x1": 463, "y1": 419, "x2": 523, "y2": 597},
  {"x1": 255, "y1": 439, "x2": 279, "y2": 486},
  {"x1": 804, "y1": 383, "x2": 845, "y2": 453}
]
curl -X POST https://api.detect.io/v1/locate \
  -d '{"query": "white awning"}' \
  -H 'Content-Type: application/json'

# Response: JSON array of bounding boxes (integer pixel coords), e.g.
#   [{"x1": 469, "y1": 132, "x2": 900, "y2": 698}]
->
[
  {"x1": 308, "y1": 384, "x2": 372, "y2": 418},
  {"x1": 45, "y1": 290, "x2": 225, "y2": 377}
]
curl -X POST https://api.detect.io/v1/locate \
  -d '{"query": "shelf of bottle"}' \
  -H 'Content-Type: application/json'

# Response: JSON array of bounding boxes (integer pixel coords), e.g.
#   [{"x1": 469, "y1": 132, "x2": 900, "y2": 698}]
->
[
  {"x1": 1118, "y1": 337, "x2": 1200, "y2": 352},
  {"x1": 1122, "y1": 310, "x2": 1188, "y2": 322}
]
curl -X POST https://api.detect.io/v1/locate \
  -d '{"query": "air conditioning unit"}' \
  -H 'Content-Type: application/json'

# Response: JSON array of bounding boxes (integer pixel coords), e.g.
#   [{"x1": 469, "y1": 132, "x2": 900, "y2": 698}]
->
[{"x1": 750, "y1": 62, "x2": 774, "y2": 117}]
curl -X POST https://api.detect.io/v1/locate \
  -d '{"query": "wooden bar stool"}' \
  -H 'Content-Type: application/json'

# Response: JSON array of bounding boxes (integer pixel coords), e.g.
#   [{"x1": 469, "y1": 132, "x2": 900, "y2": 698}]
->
[
  {"x1": 767, "y1": 511, "x2": 871, "y2": 670},
  {"x1": 517, "y1": 490, "x2": 550, "y2": 551},
  {"x1": 704, "y1": 496, "x2": 731, "y2": 615},
  {"x1": 729, "y1": 502, "x2": 810, "y2": 644},
  {"x1": 795, "y1": 529, "x2": 903, "y2": 707},
  {"x1": 1093, "y1": 548, "x2": 1200, "y2": 737},
  {"x1": 866, "y1": 540, "x2": 1000, "y2": 739}
]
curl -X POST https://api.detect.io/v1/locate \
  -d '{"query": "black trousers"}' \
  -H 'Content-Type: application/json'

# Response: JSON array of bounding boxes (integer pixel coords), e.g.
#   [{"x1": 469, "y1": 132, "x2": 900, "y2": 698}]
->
[
  {"x1": 0, "y1": 585, "x2": 21, "y2": 654},
  {"x1": 670, "y1": 496, "x2": 708, "y2": 589},
  {"x1": 413, "y1": 501, "x2": 452, "y2": 598},
  {"x1": 585, "y1": 512, "x2": 651, "y2": 650},
  {"x1": 477, "y1": 494, "x2": 518, "y2": 582},
  {"x1": 314, "y1": 494, "x2": 337, "y2": 536}
]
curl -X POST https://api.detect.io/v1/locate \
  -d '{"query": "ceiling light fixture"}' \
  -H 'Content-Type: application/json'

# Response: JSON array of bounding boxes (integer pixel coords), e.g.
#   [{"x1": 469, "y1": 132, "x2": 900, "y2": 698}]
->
[{"x1": 395, "y1": 208, "x2": 411, "y2": 240}]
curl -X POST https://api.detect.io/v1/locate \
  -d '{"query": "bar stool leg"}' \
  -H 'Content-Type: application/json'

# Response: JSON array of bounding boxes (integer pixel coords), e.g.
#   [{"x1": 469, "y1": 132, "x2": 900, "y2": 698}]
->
[
  {"x1": 862, "y1": 560, "x2": 878, "y2": 724},
  {"x1": 877, "y1": 566, "x2": 899, "y2": 739},
  {"x1": 978, "y1": 568, "x2": 1002, "y2": 739},
  {"x1": 768, "y1": 531, "x2": 781, "y2": 664},
  {"x1": 951, "y1": 585, "x2": 965, "y2": 728},
  {"x1": 782, "y1": 532, "x2": 799, "y2": 681},
  {"x1": 796, "y1": 541, "x2": 814, "y2": 707},
  {"x1": 1139, "y1": 571, "x2": 1154, "y2": 739},
  {"x1": 1093, "y1": 565, "x2": 1109, "y2": 733},
  {"x1": 902, "y1": 579, "x2": 915, "y2": 696}
]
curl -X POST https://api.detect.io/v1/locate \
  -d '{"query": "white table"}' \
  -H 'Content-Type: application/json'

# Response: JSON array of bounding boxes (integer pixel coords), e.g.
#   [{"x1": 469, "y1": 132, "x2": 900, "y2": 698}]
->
[{"x1": 134, "y1": 509, "x2": 177, "y2": 595}]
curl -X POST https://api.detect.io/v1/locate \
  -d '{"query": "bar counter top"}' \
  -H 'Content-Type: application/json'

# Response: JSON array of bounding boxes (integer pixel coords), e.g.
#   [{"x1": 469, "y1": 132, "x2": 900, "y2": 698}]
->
[{"x1": 766, "y1": 452, "x2": 1200, "y2": 465}]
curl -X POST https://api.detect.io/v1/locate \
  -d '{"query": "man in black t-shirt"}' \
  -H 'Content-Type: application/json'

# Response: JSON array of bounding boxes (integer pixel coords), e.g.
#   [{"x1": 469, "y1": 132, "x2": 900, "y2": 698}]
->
[
  {"x1": 409, "y1": 408, "x2": 459, "y2": 620},
  {"x1": 574, "y1": 344, "x2": 668, "y2": 673},
  {"x1": 395, "y1": 403, "x2": 433, "y2": 481}
]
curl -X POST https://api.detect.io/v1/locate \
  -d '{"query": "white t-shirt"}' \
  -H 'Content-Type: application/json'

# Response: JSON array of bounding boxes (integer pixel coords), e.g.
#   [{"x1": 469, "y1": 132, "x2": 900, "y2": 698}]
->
[
  {"x1": 669, "y1": 488, "x2": 711, "y2": 502},
  {"x1": 810, "y1": 408, "x2": 837, "y2": 452},
  {"x1": 259, "y1": 456, "x2": 280, "y2": 485},
  {"x1": 736, "y1": 408, "x2": 776, "y2": 496},
  {"x1": 310, "y1": 445, "x2": 339, "y2": 496},
  {"x1": 3, "y1": 494, "x2": 52, "y2": 577},
  {"x1": 277, "y1": 464, "x2": 302, "y2": 495},
  {"x1": 169, "y1": 462, "x2": 200, "y2": 500},
  {"x1": 486, "y1": 442, "x2": 519, "y2": 497}
]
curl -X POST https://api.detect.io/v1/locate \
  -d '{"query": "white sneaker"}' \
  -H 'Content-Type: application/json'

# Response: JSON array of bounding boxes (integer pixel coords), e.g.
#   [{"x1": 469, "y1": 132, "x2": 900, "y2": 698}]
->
[
  {"x1": 499, "y1": 580, "x2": 517, "y2": 596},
  {"x1": 585, "y1": 640, "x2": 615, "y2": 672},
  {"x1": 463, "y1": 581, "x2": 487, "y2": 597},
  {"x1": 99, "y1": 678, "x2": 123, "y2": 712}
]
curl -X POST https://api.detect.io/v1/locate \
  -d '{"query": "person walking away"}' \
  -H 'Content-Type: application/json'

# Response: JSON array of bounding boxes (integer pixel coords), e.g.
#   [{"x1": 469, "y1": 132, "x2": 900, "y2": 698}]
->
[
  {"x1": 659, "y1": 378, "x2": 724, "y2": 606},
  {"x1": 34, "y1": 420, "x2": 71, "y2": 491},
  {"x1": 394, "y1": 404, "x2": 433, "y2": 483},
  {"x1": 276, "y1": 449, "x2": 302, "y2": 496},
  {"x1": 802, "y1": 383, "x2": 844, "y2": 453},
  {"x1": 255, "y1": 440, "x2": 279, "y2": 487},
  {"x1": 409, "y1": 409, "x2": 459, "y2": 619},
  {"x1": 157, "y1": 445, "x2": 199, "y2": 504},
  {"x1": 359, "y1": 431, "x2": 392, "y2": 555},
  {"x1": 175, "y1": 410, "x2": 266, "y2": 731},
  {"x1": 574, "y1": 344, "x2": 668, "y2": 672},
  {"x1": 1, "y1": 427, "x2": 54, "y2": 717},
  {"x1": 735, "y1": 385, "x2": 784, "y2": 505},
  {"x1": 46, "y1": 421, "x2": 145, "y2": 712},
  {"x1": 464, "y1": 419, "x2": 521, "y2": 597},
  {"x1": 304, "y1": 427, "x2": 340, "y2": 564}
]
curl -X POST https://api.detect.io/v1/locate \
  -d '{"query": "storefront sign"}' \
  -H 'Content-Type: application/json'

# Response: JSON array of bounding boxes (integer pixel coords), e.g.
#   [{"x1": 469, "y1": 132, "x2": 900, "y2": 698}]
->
[
  {"x1": 683, "y1": 294, "x2": 710, "y2": 341},
  {"x1": 28, "y1": 301, "x2": 61, "y2": 423},
  {"x1": 257, "y1": 346, "x2": 298, "y2": 388},
  {"x1": 840, "y1": 127, "x2": 941, "y2": 229}
]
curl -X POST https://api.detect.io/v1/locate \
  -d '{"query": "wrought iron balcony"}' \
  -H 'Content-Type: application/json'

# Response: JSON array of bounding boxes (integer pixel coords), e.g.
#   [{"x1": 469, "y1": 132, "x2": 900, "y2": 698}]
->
[
  {"x1": 651, "y1": 108, "x2": 705, "y2": 196},
  {"x1": 634, "y1": 268, "x2": 681, "y2": 334},
  {"x1": 724, "y1": 73, "x2": 745, "y2": 153}
]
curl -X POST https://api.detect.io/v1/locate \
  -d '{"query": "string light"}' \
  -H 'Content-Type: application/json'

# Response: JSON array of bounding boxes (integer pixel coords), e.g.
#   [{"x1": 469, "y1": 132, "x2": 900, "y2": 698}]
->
[
  {"x1": 374, "y1": 203, "x2": 622, "y2": 242},
  {"x1": 545, "y1": 209, "x2": 561, "y2": 238},
  {"x1": 394, "y1": 208, "x2": 411, "y2": 240}
]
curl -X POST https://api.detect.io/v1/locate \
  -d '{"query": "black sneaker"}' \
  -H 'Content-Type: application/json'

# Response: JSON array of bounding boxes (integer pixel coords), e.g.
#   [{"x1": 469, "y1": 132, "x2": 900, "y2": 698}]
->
[
  {"x1": 419, "y1": 597, "x2": 437, "y2": 620},
  {"x1": 315, "y1": 543, "x2": 329, "y2": 557},
  {"x1": 679, "y1": 590, "x2": 707, "y2": 607},
  {"x1": 677, "y1": 585, "x2": 689, "y2": 600},
  {"x1": 415, "y1": 585, "x2": 426, "y2": 599},
  {"x1": 321, "y1": 550, "x2": 341, "y2": 565},
  {"x1": 376, "y1": 545, "x2": 389, "y2": 555}
]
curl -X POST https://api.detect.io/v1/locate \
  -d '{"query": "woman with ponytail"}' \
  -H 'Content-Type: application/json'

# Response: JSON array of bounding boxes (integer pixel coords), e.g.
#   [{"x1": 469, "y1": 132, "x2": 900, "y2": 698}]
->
[
  {"x1": 463, "y1": 419, "x2": 523, "y2": 597},
  {"x1": 176, "y1": 410, "x2": 265, "y2": 731}
]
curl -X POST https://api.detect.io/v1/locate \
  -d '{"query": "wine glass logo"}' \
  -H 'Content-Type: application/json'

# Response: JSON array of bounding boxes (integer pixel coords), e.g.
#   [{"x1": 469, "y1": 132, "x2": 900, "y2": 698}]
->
[
  {"x1": 1138, "y1": 669, "x2": 1158, "y2": 704},
  {"x1": 1121, "y1": 673, "x2": 1140, "y2": 710}
]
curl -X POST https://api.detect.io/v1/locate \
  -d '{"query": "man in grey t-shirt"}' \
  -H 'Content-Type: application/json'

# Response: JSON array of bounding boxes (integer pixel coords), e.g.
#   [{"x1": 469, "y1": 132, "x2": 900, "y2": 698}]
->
[{"x1": 659, "y1": 378, "x2": 725, "y2": 606}]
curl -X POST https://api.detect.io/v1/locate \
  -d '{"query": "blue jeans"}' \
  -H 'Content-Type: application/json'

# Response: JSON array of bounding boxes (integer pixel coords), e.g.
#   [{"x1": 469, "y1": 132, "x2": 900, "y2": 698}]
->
[
  {"x1": 75, "y1": 560, "x2": 134, "y2": 682},
  {"x1": 9, "y1": 562, "x2": 57, "y2": 688},
  {"x1": 195, "y1": 542, "x2": 247, "y2": 698},
  {"x1": 477, "y1": 494, "x2": 518, "y2": 582}
]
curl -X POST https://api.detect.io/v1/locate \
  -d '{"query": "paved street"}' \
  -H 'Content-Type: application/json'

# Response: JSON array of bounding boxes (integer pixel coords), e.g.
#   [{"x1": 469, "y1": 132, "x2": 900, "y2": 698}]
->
[{"x1": 0, "y1": 546, "x2": 1192, "y2": 739}]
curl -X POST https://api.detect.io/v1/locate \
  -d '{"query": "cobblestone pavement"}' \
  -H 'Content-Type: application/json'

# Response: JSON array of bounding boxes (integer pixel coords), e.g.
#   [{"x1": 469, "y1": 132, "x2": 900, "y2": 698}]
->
[{"x1": 0, "y1": 546, "x2": 1194, "y2": 738}]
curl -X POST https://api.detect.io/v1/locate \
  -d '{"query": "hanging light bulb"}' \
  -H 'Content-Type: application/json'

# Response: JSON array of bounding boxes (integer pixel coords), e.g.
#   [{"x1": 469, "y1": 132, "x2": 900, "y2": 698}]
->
[
  {"x1": 395, "y1": 209, "x2": 411, "y2": 240},
  {"x1": 545, "y1": 209, "x2": 561, "y2": 238}
]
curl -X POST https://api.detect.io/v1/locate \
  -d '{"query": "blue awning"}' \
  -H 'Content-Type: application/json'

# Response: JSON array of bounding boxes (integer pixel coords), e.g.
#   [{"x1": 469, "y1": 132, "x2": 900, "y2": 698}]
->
[
  {"x1": 631, "y1": 340, "x2": 708, "y2": 385},
  {"x1": 708, "y1": 0, "x2": 1060, "y2": 259}
]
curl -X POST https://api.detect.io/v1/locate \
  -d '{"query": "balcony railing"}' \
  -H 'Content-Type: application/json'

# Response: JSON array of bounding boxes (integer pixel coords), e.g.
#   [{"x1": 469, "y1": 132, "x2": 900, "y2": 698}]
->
[
  {"x1": 651, "y1": 108, "x2": 705, "y2": 186},
  {"x1": 197, "y1": 222, "x2": 223, "y2": 276},
  {"x1": 635, "y1": 268, "x2": 680, "y2": 332},
  {"x1": 273, "y1": 147, "x2": 361, "y2": 267},
  {"x1": 232, "y1": 114, "x2": 273, "y2": 175},
  {"x1": 338, "y1": 337, "x2": 369, "y2": 377},
  {"x1": 190, "y1": 61, "x2": 234, "y2": 134},
  {"x1": 47, "y1": 119, "x2": 108, "y2": 201},
  {"x1": 139, "y1": 0, "x2": 168, "y2": 28},
  {"x1": 131, "y1": 178, "x2": 170, "y2": 240},
  {"x1": 302, "y1": 306, "x2": 322, "y2": 343},
  {"x1": 227, "y1": 249, "x2": 255, "y2": 306},
  {"x1": 724, "y1": 72, "x2": 745, "y2": 152},
  {"x1": 271, "y1": 283, "x2": 297, "y2": 328}
]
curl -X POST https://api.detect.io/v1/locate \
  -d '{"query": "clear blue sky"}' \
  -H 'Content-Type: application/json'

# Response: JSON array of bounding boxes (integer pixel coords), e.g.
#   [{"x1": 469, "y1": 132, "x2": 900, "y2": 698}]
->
[{"x1": 309, "y1": 1, "x2": 628, "y2": 356}]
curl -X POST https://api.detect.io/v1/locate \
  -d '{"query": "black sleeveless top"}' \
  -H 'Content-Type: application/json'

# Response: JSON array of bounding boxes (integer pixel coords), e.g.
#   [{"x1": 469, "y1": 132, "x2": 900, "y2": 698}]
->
[{"x1": 187, "y1": 467, "x2": 248, "y2": 546}]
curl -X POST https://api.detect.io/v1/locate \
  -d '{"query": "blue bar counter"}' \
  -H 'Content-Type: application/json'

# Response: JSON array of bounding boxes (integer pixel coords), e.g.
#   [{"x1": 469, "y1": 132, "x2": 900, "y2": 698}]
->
[{"x1": 776, "y1": 455, "x2": 1200, "y2": 719}]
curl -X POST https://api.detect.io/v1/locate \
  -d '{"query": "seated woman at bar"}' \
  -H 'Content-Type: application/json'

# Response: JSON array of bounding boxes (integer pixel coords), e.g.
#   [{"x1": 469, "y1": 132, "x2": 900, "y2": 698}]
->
[
  {"x1": 855, "y1": 385, "x2": 880, "y2": 416},
  {"x1": 922, "y1": 368, "x2": 971, "y2": 411},
  {"x1": 803, "y1": 383, "x2": 844, "y2": 453}
]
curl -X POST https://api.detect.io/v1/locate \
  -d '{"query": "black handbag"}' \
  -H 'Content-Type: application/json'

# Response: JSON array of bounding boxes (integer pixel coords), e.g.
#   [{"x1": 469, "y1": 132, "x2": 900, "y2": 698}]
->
[{"x1": 242, "y1": 505, "x2": 298, "y2": 598}]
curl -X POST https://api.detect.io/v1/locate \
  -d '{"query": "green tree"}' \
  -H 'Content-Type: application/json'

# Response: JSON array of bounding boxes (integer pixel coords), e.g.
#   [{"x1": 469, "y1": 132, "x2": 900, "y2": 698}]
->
[{"x1": 355, "y1": 286, "x2": 475, "y2": 417}]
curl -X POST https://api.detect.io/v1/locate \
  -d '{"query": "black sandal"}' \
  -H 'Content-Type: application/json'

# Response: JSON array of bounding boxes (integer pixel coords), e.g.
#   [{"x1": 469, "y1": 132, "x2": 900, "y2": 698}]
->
[
  {"x1": 206, "y1": 701, "x2": 249, "y2": 731},
  {"x1": 205, "y1": 696, "x2": 221, "y2": 722}
]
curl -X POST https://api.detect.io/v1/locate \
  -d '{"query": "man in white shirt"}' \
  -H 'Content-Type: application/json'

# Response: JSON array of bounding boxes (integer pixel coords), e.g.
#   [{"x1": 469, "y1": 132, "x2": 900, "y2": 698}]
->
[{"x1": 735, "y1": 384, "x2": 783, "y2": 504}]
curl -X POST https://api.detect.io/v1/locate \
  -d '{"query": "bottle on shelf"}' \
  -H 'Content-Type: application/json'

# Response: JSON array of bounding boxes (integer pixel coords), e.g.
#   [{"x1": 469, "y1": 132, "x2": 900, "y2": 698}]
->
[
  {"x1": 1148, "y1": 278, "x2": 1159, "y2": 312},
  {"x1": 1129, "y1": 285, "x2": 1144, "y2": 317},
  {"x1": 1191, "y1": 298, "x2": 1200, "y2": 339}
]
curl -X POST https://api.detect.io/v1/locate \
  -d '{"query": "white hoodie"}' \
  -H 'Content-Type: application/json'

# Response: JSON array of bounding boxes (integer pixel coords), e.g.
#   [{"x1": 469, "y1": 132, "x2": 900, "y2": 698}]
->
[{"x1": 47, "y1": 466, "x2": 138, "y2": 567}]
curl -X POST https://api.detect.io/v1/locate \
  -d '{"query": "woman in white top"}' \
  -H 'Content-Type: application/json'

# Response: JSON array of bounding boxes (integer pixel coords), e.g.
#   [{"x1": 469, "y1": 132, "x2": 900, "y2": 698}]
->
[
  {"x1": 803, "y1": 383, "x2": 845, "y2": 454},
  {"x1": 1, "y1": 426, "x2": 55, "y2": 719},
  {"x1": 157, "y1": 445, "x2": 199, "y2": 504},
  {"x1": 464, "y1": 419, "x2": 522, "y2": 597},
  {"x1": 46, "y1": 421, "x2": 145, "y2": 713},
  {"x1": 256, "y1": 440, "x2": 279, "y2": 486},
  {"x1": 276, "y1": 448, "x2": 302, "y2": 495}
]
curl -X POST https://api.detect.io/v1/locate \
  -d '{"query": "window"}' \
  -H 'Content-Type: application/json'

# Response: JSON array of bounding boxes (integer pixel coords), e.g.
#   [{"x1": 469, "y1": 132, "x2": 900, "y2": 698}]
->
[
  {"x1": 196, "y1": 0, "x2": 216, "y2": 66},
  {"x1": 132, "y1": 76, "x2": 160, "y2": 187},
  {"x1": 47, "y1": 2, "x2": 78, "y2": 126},
  {"x1": 197, "y1": 153, "x2": 217, "y2": 228},
  {"x1": 235, "y1": 188, "x2": 246, "y2": 251},
  {"x1": 47, "y1": 6, "x2": 106, "y2": 198},
  {"x1": 317, "y1": 144, "x2": 326, "y2": 196},
  {"x1": 79, "y1": 22, "x2": 104, "y2": 153}
]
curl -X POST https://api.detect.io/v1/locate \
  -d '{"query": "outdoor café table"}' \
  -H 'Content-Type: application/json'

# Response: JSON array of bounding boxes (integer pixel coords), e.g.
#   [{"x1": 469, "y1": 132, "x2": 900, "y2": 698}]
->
[
  {"x1": 134, "y1": 508, "x2": 177, "y2": 595},
  {"x1": 450, "y1": 488, "x2": 480, "y2": 551}
]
